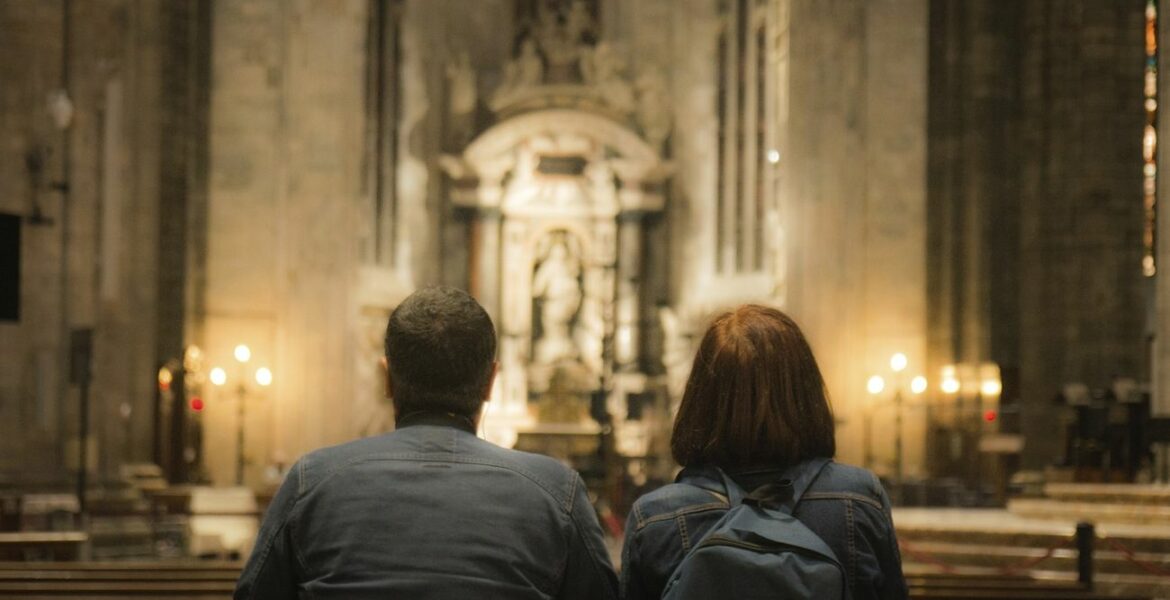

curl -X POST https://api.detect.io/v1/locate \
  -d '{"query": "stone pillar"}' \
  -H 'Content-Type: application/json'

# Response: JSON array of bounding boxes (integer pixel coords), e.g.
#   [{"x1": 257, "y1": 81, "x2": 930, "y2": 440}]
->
[
  {"x1": 1154, "y1": 0, "x2": 1170, "y2": 481},
  {"x1": 616, "y1": 211, "x2": 643, "y2": 369},
  {"x1": 786, "y1": 0, "x2": 928, "y2": 475},
  {"x1": 1156, "y1": 0, "x2": 1170, "y2": 420},
  {"x1": 205, "y1": 0, "x2": 367, "y2": 485},
  {"x1": 471, "y1": 207, "x2": 502, "y2": 322}
]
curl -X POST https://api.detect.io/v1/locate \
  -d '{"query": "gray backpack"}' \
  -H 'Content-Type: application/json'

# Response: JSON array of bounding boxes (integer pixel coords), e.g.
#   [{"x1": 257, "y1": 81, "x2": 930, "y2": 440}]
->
[{"x1": 661, "y1": 459, "x2": 850, "y2": 600}]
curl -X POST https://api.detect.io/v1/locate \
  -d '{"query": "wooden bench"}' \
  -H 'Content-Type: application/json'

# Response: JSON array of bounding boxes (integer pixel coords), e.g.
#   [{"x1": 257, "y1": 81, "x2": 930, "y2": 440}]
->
[
  {"x1": 0, "y1": 561, "x2": 240, "y2": 598},
  {"x1": 0, "y1": 533, "x2": 87, "y2": 561},
  {"x1": 907, "y1": 572, "x2": 1150, "y2": 600},
  {"x1": 0, "y1": 580, "x2": 233, "y2": 598},
  {"x1": 0, "y1": 561, "x2": 1151, "y2": 600}
]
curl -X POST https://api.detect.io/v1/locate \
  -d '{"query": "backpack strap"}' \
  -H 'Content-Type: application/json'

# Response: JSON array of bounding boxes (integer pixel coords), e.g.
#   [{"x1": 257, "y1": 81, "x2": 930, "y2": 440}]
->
[
  {"x1": 729, "y1": 457, "x2": 832, "y2": 515},
  {"x1": 679, "y1": 457, "x2": 833, "y2": 512},
  {"x1": 715, "y1": 468, "x2": 748, "y2": 506},
  {"x1": 779, "y1": 457, "x2": 832, "y2": 513}
]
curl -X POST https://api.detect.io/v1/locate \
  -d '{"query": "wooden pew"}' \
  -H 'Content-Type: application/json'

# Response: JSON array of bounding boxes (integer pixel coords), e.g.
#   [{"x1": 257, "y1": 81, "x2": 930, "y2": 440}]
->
[
  {"x1": 0, "y1": 562, "x2": 240, "y2": 598},
  {"x1": 907, "y1": 572, "x2": 1150, "y2": 600},
  {"x1": 0, "y1": 561, "x2": 1151, "y2": 600},
  {"x1": 0, "y1": 533, "x2": 87, "y2": 561},
  {"x1": 0, "y1": 580, "x2": 233, "y2": 598}
]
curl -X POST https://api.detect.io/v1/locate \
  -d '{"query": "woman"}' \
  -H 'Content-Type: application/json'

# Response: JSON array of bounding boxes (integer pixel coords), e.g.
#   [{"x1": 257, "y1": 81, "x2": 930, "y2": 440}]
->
[{"x1": 621, "y1": 305, "x2": 907, "y2": 600}]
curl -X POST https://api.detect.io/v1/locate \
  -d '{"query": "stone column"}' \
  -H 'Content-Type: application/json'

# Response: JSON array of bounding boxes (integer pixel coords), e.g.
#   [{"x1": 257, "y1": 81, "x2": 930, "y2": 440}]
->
[
  {"x1": 786, "y1": 0, "x2": 928, "y2": 474},
  {"x1": 471, "y1": 206, "x2": 502, "y2": 322},
  {"x1": 1154, "y1": 0, "x2": 1170, "y2": 481},
  {"x1": 1156, "y1": 0, "x2": 1170, "y2": 421},
  {"x1": 615, "y1": 210, "x2": 643, "y2": 369}
]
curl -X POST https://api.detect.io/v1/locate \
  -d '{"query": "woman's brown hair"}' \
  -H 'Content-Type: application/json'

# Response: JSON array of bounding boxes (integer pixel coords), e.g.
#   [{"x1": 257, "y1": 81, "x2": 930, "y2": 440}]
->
[{"x1": 671, "y1": 304, "x2": 836, "y2": 468}]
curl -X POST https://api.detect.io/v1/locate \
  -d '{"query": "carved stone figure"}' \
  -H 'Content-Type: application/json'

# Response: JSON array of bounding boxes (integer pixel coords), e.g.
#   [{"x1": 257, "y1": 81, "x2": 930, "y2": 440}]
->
[
  {"x1": 582, "y1": 42, "x2": 635, "y2": 112},
  {"x1": 573, "y1": 292, "x2": 604, "y2": 376},
  {"x1": 517, "y1": 37, "x2": 544, "y2": 87},
  {"x1": 535, "y1": 3, "x2": 582, "y2": 78},
  {"x1": 447, "y1": 51, "x2": 477, "y2": 116},
  {"x1": 636, "y1": 72, "x2": 672, "y2": 151},
  {"x1": 658, "y1": 306, "x2": 691, "y2": 404},
  {"x1": 565, "y1": 0, "x2": 596, "y2": 43},
  {"x1": 446, "y1": 51, "x2": 477, "y2": 146},
  {"x1": 495, "y1": 37, "x2": 544, "y2": 106},
  {"x1": 533, "y1": 234, "x2": 582, "y2": 364}
]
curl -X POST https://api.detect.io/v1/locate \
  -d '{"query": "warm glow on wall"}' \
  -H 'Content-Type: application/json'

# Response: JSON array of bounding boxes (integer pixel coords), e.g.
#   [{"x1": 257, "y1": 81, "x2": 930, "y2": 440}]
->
[{"x1": 255, "y1": 367, "x2": 273, "y2": 387}]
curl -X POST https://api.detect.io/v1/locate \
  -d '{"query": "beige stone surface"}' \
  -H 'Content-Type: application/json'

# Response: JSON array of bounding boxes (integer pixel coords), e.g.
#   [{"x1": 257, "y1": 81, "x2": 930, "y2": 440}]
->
[{"x1": 785, "y1": 0, "x2": 929, "y2": 474}]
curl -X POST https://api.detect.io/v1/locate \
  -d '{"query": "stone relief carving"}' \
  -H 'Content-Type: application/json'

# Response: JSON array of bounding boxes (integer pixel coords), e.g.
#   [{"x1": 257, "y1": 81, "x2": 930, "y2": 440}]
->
[
  {"x1": 488, "y1": 0, "x2": 640, "y2": 120},
  {"x1": 445, "y1": 10, "x2": 674, "y2": 448}
]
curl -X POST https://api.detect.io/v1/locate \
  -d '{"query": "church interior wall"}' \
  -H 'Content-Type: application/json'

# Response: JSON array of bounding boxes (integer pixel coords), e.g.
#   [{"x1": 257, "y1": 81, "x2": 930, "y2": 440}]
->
[
  {"x1": 0, "y1": 0, "x2": 1158, "y2": 489},
  {"x1": 1017, "y1": 0, "x2": 1148, "y2": 469},
  {"x1": 928, "y1": 0, "x2": 1148, "y2": 470},
  {"x1": 784, "y1": 0, "x2": 929, "y2": 475},
  {"x1": 202, "y1": 0, "x2": 371, "y2": 485},
  {"x1": 0, "y1": 1, "x2": 205, "y2": 483}
]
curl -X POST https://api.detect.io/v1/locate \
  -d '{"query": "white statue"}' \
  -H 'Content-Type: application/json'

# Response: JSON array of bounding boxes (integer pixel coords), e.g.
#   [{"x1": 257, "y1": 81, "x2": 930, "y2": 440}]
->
[{"x1": 533, "y1": 235, "x2": 582, "y2": 364}]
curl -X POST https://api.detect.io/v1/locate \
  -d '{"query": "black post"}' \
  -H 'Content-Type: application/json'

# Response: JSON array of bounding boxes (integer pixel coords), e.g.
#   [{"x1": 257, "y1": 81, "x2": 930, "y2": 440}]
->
[
  {"x1": 236, "y1": 383, "x2": 247, "y2": 486},
  {"x1": 69, "y1": 329, "x2": 93, "y2": 515},
  {"x1": 894, "y1": 388, "x2": 904, "y2": 505},
  {"x1": 1076, "y1": 521, "x2": 1095, "y2": 588}
]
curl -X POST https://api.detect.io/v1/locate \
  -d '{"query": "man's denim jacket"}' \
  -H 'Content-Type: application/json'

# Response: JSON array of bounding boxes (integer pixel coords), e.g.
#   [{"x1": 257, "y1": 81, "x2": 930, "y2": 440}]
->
[
  {"x1": 235, "y1": 413, "x2": 618, "y2": 600},
  {"x1": 621, "y1": 460, "x2": 908, "y2": 600}
]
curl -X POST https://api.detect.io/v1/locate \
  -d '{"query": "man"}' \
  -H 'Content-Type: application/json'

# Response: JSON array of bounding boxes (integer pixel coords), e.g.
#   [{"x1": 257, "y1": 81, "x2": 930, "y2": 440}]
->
[{"x1": 235, "y1": 287, "x2": 618, "y2": 599}]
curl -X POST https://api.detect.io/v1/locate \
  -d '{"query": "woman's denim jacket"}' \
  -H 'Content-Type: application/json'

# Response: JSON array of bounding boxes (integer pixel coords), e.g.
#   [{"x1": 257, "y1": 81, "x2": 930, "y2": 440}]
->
[{"x1": 621, "y1": 460, "x2": 908, "y2": 600}]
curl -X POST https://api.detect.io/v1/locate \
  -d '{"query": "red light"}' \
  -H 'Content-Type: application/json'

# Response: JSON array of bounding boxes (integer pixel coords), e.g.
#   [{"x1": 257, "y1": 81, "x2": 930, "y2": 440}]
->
[
  {"x1": 983, "y1": 409, "x2": 997, "y2": 422},
  {"x1": 190, "y1": 397, "x2": 204, "y2": 412}
]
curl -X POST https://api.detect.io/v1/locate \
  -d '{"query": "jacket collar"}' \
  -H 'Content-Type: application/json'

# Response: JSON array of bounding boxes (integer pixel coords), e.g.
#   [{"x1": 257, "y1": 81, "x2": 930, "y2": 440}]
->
[{"x1": 395, "y1": 410, "x2": 477, "y2": 434}]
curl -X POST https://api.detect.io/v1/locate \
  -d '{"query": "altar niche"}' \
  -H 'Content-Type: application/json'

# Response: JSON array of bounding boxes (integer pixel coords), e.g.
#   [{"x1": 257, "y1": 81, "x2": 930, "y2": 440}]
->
[{"x1": 443, "y1": 109, "x2": 668, "y2": 456}]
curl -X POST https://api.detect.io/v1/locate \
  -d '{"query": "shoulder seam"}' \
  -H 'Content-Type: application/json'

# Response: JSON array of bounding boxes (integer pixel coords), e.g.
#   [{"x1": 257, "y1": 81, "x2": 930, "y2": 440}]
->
[
  {"x1": 802, "y1": 491, "x2": 883, "y2": 511},
  {"x1": 303, "y1": 452, "x2": 573, "y2": 509},
  {"x1": 637, "y1": 501, "x2": 726, "y2": 530}
]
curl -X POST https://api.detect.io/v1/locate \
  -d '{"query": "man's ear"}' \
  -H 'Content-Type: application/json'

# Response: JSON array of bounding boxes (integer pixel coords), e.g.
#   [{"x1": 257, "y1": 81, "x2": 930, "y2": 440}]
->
[
  {"x1": 481, "y1": 361, "x2": 499, "y2": 401},
  {"x1": 381, "y1": 357, "x2": 393, "y2": 400}
]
